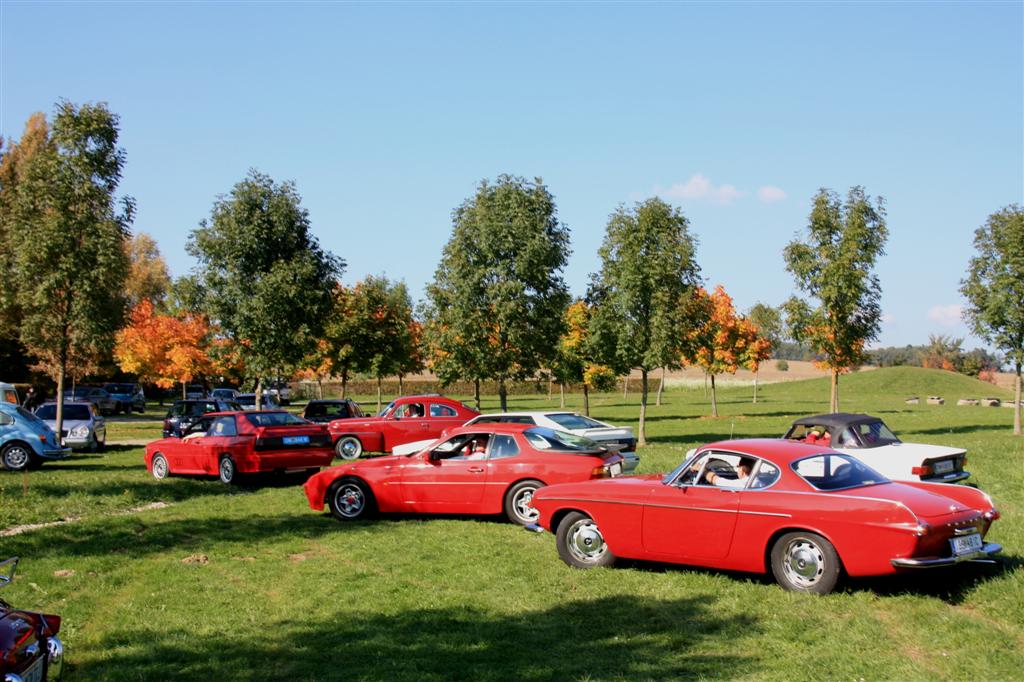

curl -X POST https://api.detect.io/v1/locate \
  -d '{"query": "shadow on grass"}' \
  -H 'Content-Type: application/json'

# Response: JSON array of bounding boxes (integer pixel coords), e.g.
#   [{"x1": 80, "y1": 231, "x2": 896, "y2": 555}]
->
[
  {"x1": 908, "y1": 423, "x2": 1014, "y2": 436},
  {"x1": 846, "y1": 553, "x2": 1023, "y2": 605},
  {"x1": 73, "y1": 595, "x2": 758, "y2": 680}
]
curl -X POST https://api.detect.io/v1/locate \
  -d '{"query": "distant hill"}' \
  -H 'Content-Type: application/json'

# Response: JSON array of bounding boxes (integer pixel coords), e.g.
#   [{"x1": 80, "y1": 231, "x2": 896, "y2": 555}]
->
[{"x1": 836, "y1": 365, "x2": 1012, "y2": 400}]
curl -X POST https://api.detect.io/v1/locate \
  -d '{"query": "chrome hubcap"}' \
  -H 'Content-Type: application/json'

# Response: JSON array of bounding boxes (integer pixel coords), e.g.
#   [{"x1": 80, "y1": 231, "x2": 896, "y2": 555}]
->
[
  {"x1": 334, "y1": 484, "x2": 364, "y2": 517},
  {"x1": 153, "y1": 456, "x2": 167, "y2": 478},
  {"x1": 220, "y1": 459, "x2": 234, "y2": 481},
  {"x1": 4, "y1": 447, "x2": 29, "y2": 469},
  {"x1": 784, "y1": 539, "x2": 824, "y2": 587},
  {"x1": 338, "y1": 439, "x2": 360, "y2": 460},
  {"x1": 567, "y1": 519, "x2": 606, "y2": 563},
  {"x1": 513, "y1": 487, "x2": 539, "y2": 522}
]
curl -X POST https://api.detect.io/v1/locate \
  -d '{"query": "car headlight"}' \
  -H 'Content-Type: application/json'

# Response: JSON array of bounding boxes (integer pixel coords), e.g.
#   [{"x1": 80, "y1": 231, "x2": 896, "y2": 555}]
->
[{"x1": 70, "y1": 426, "x2": 89, "y2": 437}]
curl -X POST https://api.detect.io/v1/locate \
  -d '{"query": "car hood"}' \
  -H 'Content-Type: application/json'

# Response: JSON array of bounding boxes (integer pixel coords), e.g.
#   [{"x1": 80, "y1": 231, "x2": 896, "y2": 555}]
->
[{"x1": 848, "y1": 482, "x2": 973, "y2": 520}]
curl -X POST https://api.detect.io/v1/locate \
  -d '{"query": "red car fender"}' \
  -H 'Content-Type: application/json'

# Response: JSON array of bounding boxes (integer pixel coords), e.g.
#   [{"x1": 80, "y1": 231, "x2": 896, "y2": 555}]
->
[
  {"x1": 304, "y1": 464, "x2": 360, "y2": 510},
  {"x1": 328, "y1": 427, "x2": 384, "y2": 453}
]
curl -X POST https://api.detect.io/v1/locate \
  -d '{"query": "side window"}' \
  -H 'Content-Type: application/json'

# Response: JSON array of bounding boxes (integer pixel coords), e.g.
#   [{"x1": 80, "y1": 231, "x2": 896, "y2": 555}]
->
[
  {"x1": 489, "y1": 435, "x2": 520, "y2": 459},
  {"x1": 395, "y1": 403, "x2": 424, "y2": 419},
  {"x1": 305, "y1": 403, "x2": 325, "y2": 418},
  {"x1": 748, "y1": 461, "x2": 780, "y2": 489},
  {"x1": 172, "y1": 403, "x2": 187, "y2": 417},
  {"x1": 430, "y1": 404, "x2": 457, "y2": 418},
  {"x1": 835, "y1": 428, "x2": 857, "y2": 447},
  {"x1": 209, "y1": 416, "x2": 238, "y2": 437}
]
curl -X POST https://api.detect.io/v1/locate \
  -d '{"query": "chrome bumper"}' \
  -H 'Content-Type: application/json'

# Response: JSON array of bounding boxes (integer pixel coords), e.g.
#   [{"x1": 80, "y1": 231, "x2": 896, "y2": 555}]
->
[
  {"x1": 39, "y1": 446, "x2": 72, "y2": 460},
  {"x1": 925, "y1": 470, "x2": 971, "y2": 483},
  {"x1": 620, "y1": 452, "x2": 640, "y2": 473},
  {"x1": 891, "y1": 542, "x2": 1002, "y2": 568}
]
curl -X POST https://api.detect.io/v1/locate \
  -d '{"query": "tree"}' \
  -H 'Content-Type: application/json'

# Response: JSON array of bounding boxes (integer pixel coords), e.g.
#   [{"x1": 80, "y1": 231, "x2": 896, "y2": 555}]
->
[
  {"x1": 684, "y1": 286, "x2": 748, "y2": 417},
  {"x1": 588, "y1": 198, "x2": 703, "y2": 445},
  {"x1": 322, "y1": 284, "x2": 362, "y2": 399},
  {"x1": 784, "y1": 187, "x2": 887, "y2": 412},
  {"x1": 424, "y1": 175, "x2": 571, "y2": 411},
  {"x1": 397, "y1": 319, "x2": 426, "y2": 395},
  {"x1": 186, "y1": 170, "x2": 342, "y2": 408},
  {"x1": 6, "y1": 102, "x2": 133, "y2": 437},
  {"x1": 921, "y1": 334, "x2": 964, "y2": 372},
  {"x1": 551, "y1": 300, "x2": 616, "y2": 415},
  {"x1": 125, "y1": 232, "x2": 171, "y2": 309},
  {"x1": 745, "y1": 303, "x2": 782, "y2": 403},
  {"x1": 351, "y1": 276, "x2": 417, "y2": 413},
  {"x1": 961, "y1": 204, "x2": 1024, "y2": 435}
]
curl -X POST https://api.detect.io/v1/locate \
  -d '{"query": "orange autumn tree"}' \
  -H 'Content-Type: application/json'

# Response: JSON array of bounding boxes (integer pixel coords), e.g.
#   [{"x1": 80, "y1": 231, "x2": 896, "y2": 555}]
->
[
  {"x1": 738, "y1": 318, "x2": 773, "y2": 404},
  {"x1": 683, "y1": 285, "x2": 746, "y2": 417},
  {"x1": 551, "y1": 300, "x2": 616, "y2": 415},
  {"x1": 114, "y1": 299, "x2": 213, "y2": 398}
]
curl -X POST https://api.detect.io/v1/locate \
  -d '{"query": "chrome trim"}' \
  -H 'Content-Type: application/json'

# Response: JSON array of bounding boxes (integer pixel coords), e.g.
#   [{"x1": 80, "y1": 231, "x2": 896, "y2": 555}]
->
[
  {"x1": 952, "y1": 525, "x2": 981, "y2": 536},
  {"x1": 925, "y1": 471, "x2": 971, "y2": 483},
  {"x1": 48, "y1": 635, "x2": 64, "y2": 679},
  {"x1": 891, "y1": 542, "x2": 1002, "y2": 568},
  {"x1": 523, "y1": 523, "x2": 545, "y2": 533},
  {"x1": 738, "y1": 509, "x2": 792, "y2": 518},
  {"x1": 536, "y1": 496, "x2": 790, "y2": 518},
  {"x1": 645, "y1": 503, "x2": 736, "y2": 514}
]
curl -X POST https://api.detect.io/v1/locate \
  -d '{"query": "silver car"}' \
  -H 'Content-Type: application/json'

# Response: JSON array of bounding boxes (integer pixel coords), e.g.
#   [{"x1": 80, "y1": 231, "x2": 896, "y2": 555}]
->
[{"x1": 36, "y1": 401, "x2": 107, "y2": 452}]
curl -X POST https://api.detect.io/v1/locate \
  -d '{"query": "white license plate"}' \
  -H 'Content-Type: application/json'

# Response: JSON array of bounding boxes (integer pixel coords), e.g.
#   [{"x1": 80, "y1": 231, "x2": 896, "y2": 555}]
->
[
  {"x1": 933, "y1": 460, "x2": 954, "y2": 474},
  {"x1": 951, "y1": 533, "x2": 983, "y2": 555},
  {"x1": 283, "y1": 435, "x2": 310, "y2": 445},
  {"x1": 610, "y1": 462, "x2": 622, "y2": 477}
]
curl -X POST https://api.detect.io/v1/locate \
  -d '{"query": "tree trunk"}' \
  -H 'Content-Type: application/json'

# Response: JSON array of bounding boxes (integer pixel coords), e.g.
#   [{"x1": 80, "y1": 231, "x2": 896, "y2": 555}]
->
[
  {"x1": 1014, "y1": 362, "x2": 1022, "y2": 436},
  {"x1": 55, "y1": 368, "x2": 66, "y2": 450},
  {"x1": 704, "y1": 373, "x2": 708, "y2": 397},
  {"x1": 474, "y1": 378, "x2": 481, "y2": 412},
  {"x1": 711, "y1": 374, "x2": 718, "y2": 417},
  {"x1": 830, "y1": 370, "x2": 839, "y2": 413},
  {"x1": 638, "y1": 369, "x2": 648, "y2": 447},
  {"x1": 559, "y1": 383, "x2": 565, "y2": 409},
  {"x1": 317, "y1": 379, "x2": 324, "y2": 400},
  {"x1": 656, "y1": 367, "x2": 665, "y2": 406},
  {"x1": 753, "y1": 369, "x2": 759, "y2": 404},
  {"x1": 376, "y1": 376, "x2": 382, "y2": 414},
  {"x1": 583, "y1": 383, "x2": 590, "y2": 416},
  {"x1": 255, "y1": 378, "x2": 263, "y2": 410},
  {"x1": 341, "y1": 368, "x2": 348, "y2": 400},
  {"x1": 498, "y1": 378, "x2": 508, "y2": 412},
  {"x1": 181, "y1": 380, "x2": 186, "y2": 400},
  {"x1": 623, "y1": 375, "x2": 628, "y2": 399},
  {"x1": 548, "y1": 375, "x2": 552, "y2": 401}
]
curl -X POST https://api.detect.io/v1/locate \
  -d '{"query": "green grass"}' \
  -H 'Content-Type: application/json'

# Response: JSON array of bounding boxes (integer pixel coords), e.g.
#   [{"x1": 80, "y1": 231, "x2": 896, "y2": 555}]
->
[{"x1": 1, "y1": 367, "x2": 1021, "y2": 680}]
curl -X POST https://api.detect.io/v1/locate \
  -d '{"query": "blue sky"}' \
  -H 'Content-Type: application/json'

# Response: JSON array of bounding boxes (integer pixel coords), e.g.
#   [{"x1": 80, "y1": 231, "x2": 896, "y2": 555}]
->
[{"x1": 2, "y1": 1, "x2": 1021, "y2": 349}]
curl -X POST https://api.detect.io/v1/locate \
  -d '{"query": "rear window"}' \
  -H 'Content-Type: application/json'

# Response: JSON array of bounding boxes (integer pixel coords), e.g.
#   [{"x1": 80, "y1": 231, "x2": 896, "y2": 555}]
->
[
  {"x1": 792, "y1": 453, "x2": 889, "y2": 491},
  {"x1": 547, "y1": 413, "x2": 605, "y2": 430},
  {"x1": 523, "y1": 427, "x2": 603, "y2": 452},
  {"x1": 430, "y1": 404, "x2": 457, "y2": 417},
  {"x1": 308, "y1": 402, "x2": 350, "y2": 419},
  {"x1": 36, "y1": 404, "x2": 91, "y2": 421},
  {"x1": 244, "y1": 412, "x2": 306, "y2": 427}
]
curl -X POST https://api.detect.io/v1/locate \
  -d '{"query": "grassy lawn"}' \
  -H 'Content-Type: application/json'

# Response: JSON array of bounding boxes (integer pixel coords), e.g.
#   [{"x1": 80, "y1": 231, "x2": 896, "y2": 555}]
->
[{"x1": 1, "y1": 367, "x2": 1021, "y2": 680}]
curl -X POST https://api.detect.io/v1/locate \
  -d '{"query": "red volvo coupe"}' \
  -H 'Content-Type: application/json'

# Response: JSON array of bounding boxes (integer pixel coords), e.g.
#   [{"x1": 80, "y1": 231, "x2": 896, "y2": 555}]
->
[
  {"x1": 327, "y1": 394, "x2": 479, "y2": 460},
  {"x1": 145, "y1": 411, "x2": 334, "y2": 484},
  {"x1": 528, "y1": 439, "x2": 1002, "y2": 594},
  {"x1": 304, "y1": 424, "x2": 625, "y2": 525}
]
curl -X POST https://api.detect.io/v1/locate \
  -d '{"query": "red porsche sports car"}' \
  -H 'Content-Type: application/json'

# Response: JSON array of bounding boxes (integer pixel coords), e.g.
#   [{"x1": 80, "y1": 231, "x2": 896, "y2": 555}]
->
[
  {"x1": 528, "y1": 439, "x2": 1002, "y2": 594},
  {"x1": 145, "y1": 411, "x2": 334, "y2": 484},
  {"x1": 304, "y1": 424, "x2": 625, "y2": 525}
]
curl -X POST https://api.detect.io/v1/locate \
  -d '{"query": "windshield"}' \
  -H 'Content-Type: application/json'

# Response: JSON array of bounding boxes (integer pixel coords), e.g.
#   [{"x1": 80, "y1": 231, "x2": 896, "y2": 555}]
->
[
  {"x1": 547, "y1": 413, "x2": 606, "y2": 430},
  {"x1": 244, "y1": 412, "x2": 307, "y2": 427},
  {"x1": 16, "y1": 406, "x2": 45, "y2": 424},
  {"x1": 36, "y1": 404, "x2": 91, "y2": 420},
  {"x1": 791, "y1": 453, "x2": 889, "y2": 491},
  {"x1": 523, "y1": 427, "x2": 603, "y2": 452},
  {"x1": 379, "y1": 401, "x2": 396, "y2": 417},
  {"x1": 850, "y1": 420, "x2": 901, "y2": 448}
]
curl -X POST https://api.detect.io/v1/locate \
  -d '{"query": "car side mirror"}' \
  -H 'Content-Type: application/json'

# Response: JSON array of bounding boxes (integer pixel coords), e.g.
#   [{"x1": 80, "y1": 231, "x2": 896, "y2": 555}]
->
[{"x1": 428, "y1": 451, "x2": 442, "y2": 462}]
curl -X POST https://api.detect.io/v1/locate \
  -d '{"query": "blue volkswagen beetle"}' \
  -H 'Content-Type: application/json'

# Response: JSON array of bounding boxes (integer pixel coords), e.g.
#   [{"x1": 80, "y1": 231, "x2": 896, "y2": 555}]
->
[{"x1": 0, "y1": 402, "x2": 70, "y2": 471}]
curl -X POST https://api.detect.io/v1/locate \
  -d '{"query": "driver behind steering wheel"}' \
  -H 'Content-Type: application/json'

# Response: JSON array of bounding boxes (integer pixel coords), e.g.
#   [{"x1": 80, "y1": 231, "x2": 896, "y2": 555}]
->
[{"x1": 694, "y1": 457, "x2": 754, "y2": 488}]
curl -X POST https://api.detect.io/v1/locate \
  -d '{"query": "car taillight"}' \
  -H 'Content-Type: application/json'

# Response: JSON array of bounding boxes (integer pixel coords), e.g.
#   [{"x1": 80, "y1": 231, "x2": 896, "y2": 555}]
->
[
  {"x1": 590, "y1": 465, "x2": 610, "y2": 479},
  {"x1": 911, "y1": 465, "x2": 933, "y2": 477},
  {"x1": 38, "y1": 434, "x2": 47, "y2": 443},
  {"x1": 40, "y1": 614, "x2": 61, "y2": 637}
]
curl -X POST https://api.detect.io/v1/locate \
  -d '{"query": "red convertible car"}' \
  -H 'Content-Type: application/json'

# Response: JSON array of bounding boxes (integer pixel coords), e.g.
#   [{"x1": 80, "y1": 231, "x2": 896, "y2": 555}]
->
[
  {"x1": 528, "y1": 439, "x2": 1002, "y2": 594},
  {"x1": 1, "y1": 557, "x2": 64, "y2": 681},
  {"x1": 327, "y1": 394, "x2": 479, "y2": 460},
  {"x1": 305, "y1": 424, "x2": 625, "y2": 525},
  {"x1": 145, "y1": 411, "x2": 334, "y2": 484}
]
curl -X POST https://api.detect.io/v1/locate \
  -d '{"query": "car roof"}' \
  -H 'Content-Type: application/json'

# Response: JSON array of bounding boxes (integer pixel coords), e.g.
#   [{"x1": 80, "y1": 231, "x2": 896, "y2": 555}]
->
[
  {"x1": 307, "y1": 399, "x2": 351, "y2": 404},
  {"x1": 448, "y1": 422, "x2": 539, "y2": 436},
  {"x1": 697, "y1": 438, "x2": 845, "y2": 465},
  {"x1": 40, "y1": 400, "x2": 92, "y2": 407},
  {"x1": 473, "y1": 411, "x2": 582, "y2": 418},
  {"x1": 790, "y1": 413, "x2": 881, "y2": 429}
]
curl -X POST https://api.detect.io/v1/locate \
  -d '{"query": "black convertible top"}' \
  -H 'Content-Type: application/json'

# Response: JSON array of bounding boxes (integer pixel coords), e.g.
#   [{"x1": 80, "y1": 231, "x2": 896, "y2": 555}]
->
[{"x1": 790, "y1": 413, "x2": 881, "y2": 430}]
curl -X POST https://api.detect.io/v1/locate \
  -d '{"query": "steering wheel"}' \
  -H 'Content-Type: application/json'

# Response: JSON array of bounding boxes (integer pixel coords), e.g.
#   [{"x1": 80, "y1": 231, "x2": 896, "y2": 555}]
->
[{"x1": 699, "y1": 458, "x2": 734, "y2": 485}]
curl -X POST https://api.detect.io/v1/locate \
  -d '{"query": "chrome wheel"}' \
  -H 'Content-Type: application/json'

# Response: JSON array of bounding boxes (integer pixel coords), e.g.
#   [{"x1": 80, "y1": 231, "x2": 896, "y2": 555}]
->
[
  {"x1": 782, "y1": 537, "x2": 826, "y2": 589},
  {"x1": 336, "y1": 436, "x2": 362, "y2": 460},
  {"x1": 2, "y1": 445, "x2": 30, "y2": 471},
  {"x1": 219, "y1": 456, "x2": 235, "y2": 484},
  {"x1": 566, "y1": 517, "x2": 607, "y2": 564},
  {"x1": 152, "y1": 454, "x2": 169, "y2": 479},
  {"x1": 332, "y1": 482, "x2": 366, "y2": 518},
  {"x1": 512, "y1": 485, "x2": 539, "y2": 524}
]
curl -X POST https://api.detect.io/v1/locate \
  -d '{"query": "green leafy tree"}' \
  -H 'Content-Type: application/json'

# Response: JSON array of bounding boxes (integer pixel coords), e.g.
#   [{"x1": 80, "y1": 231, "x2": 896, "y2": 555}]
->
[
  {"x1": 784, "y1": 187, "x2": 887, "y2": 412},
  {"x1": 5, "y1": 102, "x2": 133, "y2": 436},
  {"x1": 322, "y1": 284, "x2": 361, "y2": 399},
  {"x1": 351, "y1": 276, "x2": 417, "y2": 412},
  {"x1": 551, "y1": 300, "x2": 616, "y2": 416},
  {"x1": 746, "y1": 303, "x2": 783, "y2": 403},
  {"x1": 961, "y1": 205, "x2": 1024, "y2": 435},
  {"x1": 424, "y1": 175, "x2": 571, "y2": 411},
  {"x1": 187, "y1": 170, "x2": 342, "y2": 408},
  {"x1": 588, "y1": 198, "x2": 702, "y2": 445},
  {"x1": 125, "y1": 232, "x2": 172, "y2": 309}
]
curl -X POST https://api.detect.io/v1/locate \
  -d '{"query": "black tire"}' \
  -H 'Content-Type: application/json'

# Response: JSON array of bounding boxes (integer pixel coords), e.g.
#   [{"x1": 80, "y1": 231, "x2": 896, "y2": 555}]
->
[
  {"x1": 504, "y1": 479, "x2": 544, "y2": 525},
  {"x1": 218, "y1": 455, "x2": 237, "y2": 485},
  {"x1": 97, "y1": 431, "x2": 106, "y2": 452},
  {"x1": 327, "y1": 478, "x2": 375, "y2": 521},
  {"x1": 334, "y1": 435, "x2": 363, "y2": 461},
  {"x1": 770, "y1": 531, "x2": 841, "y2": 594},
  {"x1": 1, "y1": 443, "x2": 32, "y2": 472},
  {"x1": 555, "y1": 511, "x2": 616, "y2": 569},
  {"x1": 151, "y1": 453, "x2": 169, "y2": 480},
  {"x1": 88, "y1": 433, "x2": 99, "y2": 453}
]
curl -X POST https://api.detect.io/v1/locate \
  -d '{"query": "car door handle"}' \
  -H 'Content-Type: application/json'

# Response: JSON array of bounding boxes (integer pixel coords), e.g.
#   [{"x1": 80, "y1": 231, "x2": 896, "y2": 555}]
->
[{"x1": 468, "y1": 467, "x2": 485, "y2": 473}]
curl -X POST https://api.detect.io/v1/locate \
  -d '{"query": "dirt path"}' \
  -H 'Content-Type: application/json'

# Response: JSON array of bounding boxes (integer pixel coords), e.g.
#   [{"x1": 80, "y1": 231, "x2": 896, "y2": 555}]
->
[{"x1": 0, "y1": 502, "x2": 171, "y2": 537}]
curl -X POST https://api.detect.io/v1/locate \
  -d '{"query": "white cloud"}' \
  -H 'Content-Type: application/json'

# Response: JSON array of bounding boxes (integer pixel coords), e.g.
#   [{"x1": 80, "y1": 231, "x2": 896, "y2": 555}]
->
[
  {"x1": 927, "y1": 304, "x2": 964, "y2": 327},
  {"x1": 654, "y1": 174, "x2": 746, "y2": 205},
  {"x1": 757, "y1": 185, "x2": 787, "y2": 203}
]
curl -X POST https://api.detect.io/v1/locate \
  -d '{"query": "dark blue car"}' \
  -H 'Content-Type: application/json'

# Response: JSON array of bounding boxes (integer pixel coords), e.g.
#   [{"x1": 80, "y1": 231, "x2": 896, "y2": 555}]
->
[{"x1": 0, "y1": 402, "x2": 70, "y2": 471}]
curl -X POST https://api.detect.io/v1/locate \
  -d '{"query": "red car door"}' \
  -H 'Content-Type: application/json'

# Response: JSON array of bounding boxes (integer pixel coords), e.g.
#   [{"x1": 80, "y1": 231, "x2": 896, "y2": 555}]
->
[
  {"x1": 383, "y1": 401, "x2": 431, "y2": 450},
  {"x1": 400, "y1": 436, "x2": 488, "y2": 509},
  {"x1": 641, "y1": 484, "x2": 740, "y2": 561}
]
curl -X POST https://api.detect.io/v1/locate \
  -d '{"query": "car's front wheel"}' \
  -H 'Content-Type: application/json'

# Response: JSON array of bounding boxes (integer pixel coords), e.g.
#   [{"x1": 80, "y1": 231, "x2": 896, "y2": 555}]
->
[
  {"x1": 556, "y1": 512, "x2": 616, "y2": 569},
  {"x1": 151, "y1": 453, "x2": 169, "y2": 480},
  {"x1": 335, "y1": 436, "x2": 363, "y2": 461},
  {"x1": 327, "y1": 478, "x2": 375, "y2": 521},
  {"x1": 770, "y1": 531, "x2": 841, "y2": 594},
  {"x1": 1, "y1": 443, "x2": 32, "y2": 472},
  {"x1": 504, "y1": 480, "x2": 544, "y2": 525},
  {"x1": 218, "y1": 455, "x2": 237, "y2": 485}
]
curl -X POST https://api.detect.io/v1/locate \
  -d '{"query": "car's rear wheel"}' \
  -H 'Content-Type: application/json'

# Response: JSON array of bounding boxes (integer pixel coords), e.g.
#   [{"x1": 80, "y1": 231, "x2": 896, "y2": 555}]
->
[
  {"x1": 151, "y1": 453, "x2": 169, "y2": 480},
  {"x1": 556, "y1": 511, "x2": 616, "y2": 569},
  {"x1": 771, "y1": 531, "x2": 841, "y2": 594},
  {"x1": 335, "y1": 436, "x2": 363, "y2": 461},
  {"x1": 218, "y1": 455, "x2": 237, "y2": 485},
  {"x1": 504, "y1": 480, "x2": 544, "y2": 525},
  {"x1": 327, "y1": 478, "x2": 375, "y2": 521},
  {"x1": 1, "y1": 443, "x2": 31, "y2": 472}
]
